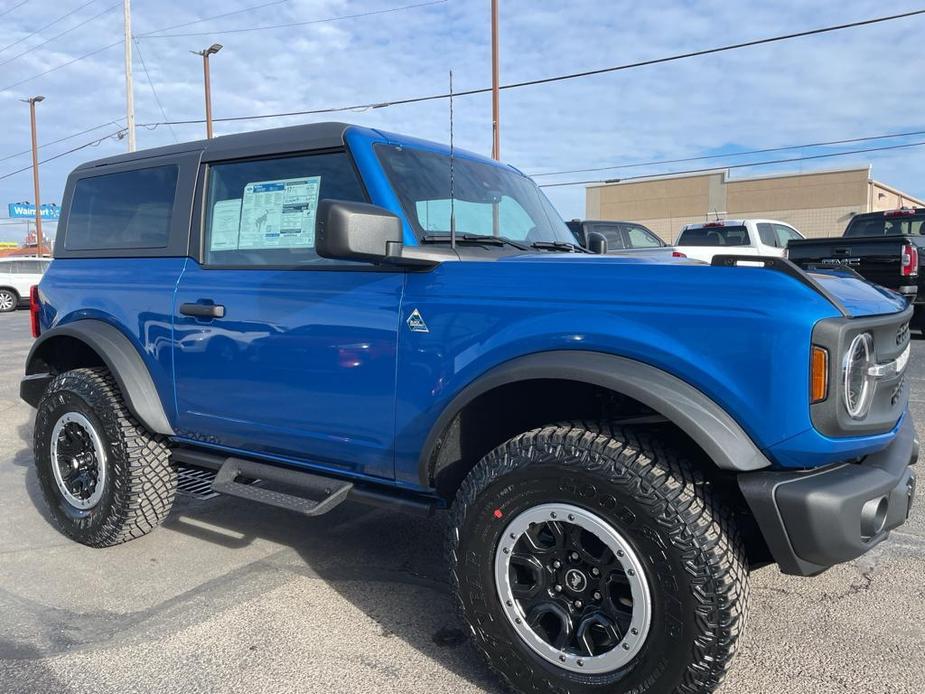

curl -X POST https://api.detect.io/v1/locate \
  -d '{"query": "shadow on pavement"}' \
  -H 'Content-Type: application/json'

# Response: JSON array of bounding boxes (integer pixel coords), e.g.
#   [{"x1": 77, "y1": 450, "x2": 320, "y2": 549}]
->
[
  {"x1": 161, "y1": 494, "x2": 500, "y2": 691},
  {"x1": 12, "y1": 421, "x2": 58, "y2": 531}
]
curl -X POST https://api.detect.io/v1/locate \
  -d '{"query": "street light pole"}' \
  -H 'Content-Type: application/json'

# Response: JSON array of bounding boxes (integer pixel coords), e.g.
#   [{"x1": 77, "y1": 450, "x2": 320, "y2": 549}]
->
[
  {"x1": 192, "y1": 44, "x2": 223, "y2": 139},
  {"x1": 123, "y1": 0, "x2": 136, "y2": 152},
  {"x1": 490, "y1": 0, "x2": 501, "y2": 161},
  {"x1": 20, "y1": 96, "x2": 45, "y2": 257}
]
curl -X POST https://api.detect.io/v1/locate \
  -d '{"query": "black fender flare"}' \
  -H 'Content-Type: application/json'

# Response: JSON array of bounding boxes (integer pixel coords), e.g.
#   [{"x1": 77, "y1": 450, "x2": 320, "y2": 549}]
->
[
  {"x1": 21, "y1": 320, "x2": 174, "y2": 436},
  {"x1": 420, "y1": 350, "x2": 771, "y2": 484}
]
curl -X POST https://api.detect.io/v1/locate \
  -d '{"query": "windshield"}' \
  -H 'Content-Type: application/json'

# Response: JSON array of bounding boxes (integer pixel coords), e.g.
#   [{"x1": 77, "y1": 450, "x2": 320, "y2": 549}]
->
[
  {"x1": 376, "y1": 144, "x2": 576, "y2": 245},
  {"x1": 845, "y1": 214, "x2": 925, "y2": 237},
  {"x1": 676, "y1": 225, "x2": 749, "y2": 247}
]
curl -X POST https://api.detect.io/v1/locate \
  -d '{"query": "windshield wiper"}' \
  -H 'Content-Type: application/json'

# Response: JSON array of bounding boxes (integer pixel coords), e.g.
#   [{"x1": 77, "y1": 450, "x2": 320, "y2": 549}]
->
[
  {"x1": 421, "y1": 233, "x2": 530, "y2": 250},
  {"x1": 530, "y1": 241, "x2": 593, "y2": 254}
]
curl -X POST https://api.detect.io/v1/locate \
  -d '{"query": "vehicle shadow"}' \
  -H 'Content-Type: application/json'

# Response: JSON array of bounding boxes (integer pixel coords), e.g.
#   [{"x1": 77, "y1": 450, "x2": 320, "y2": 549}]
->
[
  {"x1": 162, "y1": 494, "x2": 501, "y2": 691},
  {"x1": 12, "y1": 414, "x2": 495, "y2": 689},
  {"x1": 12, "y1": 421, "x2": 58, "y2": 530}
]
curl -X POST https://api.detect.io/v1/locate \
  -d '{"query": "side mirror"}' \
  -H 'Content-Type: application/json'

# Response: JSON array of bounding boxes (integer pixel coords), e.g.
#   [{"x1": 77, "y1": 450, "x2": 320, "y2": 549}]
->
[
  {"x1": 316, "y1": 199, "x2": 404, "y2": 264},
  {"x1": 587, "y1": 231, "x2": 609, "y2": 255}
]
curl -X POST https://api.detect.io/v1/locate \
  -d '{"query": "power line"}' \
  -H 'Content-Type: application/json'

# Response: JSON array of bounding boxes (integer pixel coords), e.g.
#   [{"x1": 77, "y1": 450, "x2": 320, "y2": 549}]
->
[
  {"x1": 0, "y1": 0, "x2": 101, "y2": 56},
  {"x1": 135, "y1": 0, "x2": 290, "y2": 37},
  {"x1": 530, "y1": 129, "x2": 925, "y2": 178},
  {"x1": 0, "y1": 128, "x2": 125, "y2": 181},
  {"x1": 138, "y1": 8, "x2": 925, "y2": 126},
  {"x1": 0, "y1": 1, "x2": 120, "y2": 69},
  {"x1": 0, "y1": 39, "x2": 121, "y2": 92},
  {"x1": 0, "y1": 0, "x2": 30, "y2": 21},
  {"x1": 136, "y1": 0, "x2": 448, "y2": 39},
  {"x1": 538, "y1": 140, "x2": 925, "y2": 188},
  {"x1": 132, "y1": 38, "x2": 178, "y2": 143},
  {"x1": 0, "y1": 118, "x2": 123, "y2": 164}
]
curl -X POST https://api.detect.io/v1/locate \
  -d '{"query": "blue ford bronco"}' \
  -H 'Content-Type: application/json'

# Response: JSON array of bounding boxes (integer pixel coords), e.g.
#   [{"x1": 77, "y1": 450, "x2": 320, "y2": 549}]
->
[{"x1": 21, "y1": 122, "x2": 917, "y2": 694}]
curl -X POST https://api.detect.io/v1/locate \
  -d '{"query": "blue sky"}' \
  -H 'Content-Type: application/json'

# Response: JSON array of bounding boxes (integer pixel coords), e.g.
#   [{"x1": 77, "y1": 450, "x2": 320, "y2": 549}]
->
[{"x1": 0, "y1": 0, "x2": 923, "y2": 242}]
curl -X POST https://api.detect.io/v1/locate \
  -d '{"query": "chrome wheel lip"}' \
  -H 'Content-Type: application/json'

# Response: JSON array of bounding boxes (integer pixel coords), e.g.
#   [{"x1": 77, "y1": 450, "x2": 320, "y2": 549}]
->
[
  {"x1": 0, "y1": 292, "x2": 13, "y2": 310},
  {"x1": 494, "y1": 502, "x2": 652, "y2": 675},
  {"x1": 50, "y1": 412, "x2": 107, "y2": 510}
]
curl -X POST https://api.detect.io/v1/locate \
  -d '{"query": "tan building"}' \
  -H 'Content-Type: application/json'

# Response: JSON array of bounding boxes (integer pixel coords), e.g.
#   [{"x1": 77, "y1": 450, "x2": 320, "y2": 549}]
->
[{"x1": 585, "y1": 166, "x2": 925, "y2": 243}]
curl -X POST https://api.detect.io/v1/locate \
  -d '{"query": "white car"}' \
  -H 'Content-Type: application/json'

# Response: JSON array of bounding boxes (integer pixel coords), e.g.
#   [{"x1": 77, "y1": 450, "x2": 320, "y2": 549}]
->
[
  {"x1": 674, "y1": 219, "x2": 804, "y2": 264},
  {"x1": 0, "y1": 257, "x2": 50, "y2": 312}
]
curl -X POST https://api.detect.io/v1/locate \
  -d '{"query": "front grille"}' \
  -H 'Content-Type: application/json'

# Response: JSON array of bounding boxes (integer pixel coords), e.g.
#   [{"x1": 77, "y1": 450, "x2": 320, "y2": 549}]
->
[{"x1": 811, "y1": 304, "x2": 914, "y2": 437}]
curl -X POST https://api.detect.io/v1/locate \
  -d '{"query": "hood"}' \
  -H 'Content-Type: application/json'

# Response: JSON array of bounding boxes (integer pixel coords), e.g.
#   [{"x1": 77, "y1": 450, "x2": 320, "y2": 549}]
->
[
  {"x1": 808, "y1": 270, "x2": 908, "y2": 318},
  {"x1": 497, "y1": 252, "x2": 907, "y2": 319}
]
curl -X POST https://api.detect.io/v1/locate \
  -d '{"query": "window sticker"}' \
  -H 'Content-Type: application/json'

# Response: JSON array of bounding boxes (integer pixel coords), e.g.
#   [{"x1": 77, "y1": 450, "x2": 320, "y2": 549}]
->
[
  {"x1": 238, "y1": 176, "x2": 321, "y2": 249},
  {"x1": 210, "y1": 198, "x2": 242, "y2": 251}
]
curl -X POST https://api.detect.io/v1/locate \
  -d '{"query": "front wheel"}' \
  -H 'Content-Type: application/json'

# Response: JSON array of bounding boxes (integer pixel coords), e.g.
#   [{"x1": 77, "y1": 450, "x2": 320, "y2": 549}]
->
[{"x1": 448, "y1": 423, "x2": 749, "y2": 694}]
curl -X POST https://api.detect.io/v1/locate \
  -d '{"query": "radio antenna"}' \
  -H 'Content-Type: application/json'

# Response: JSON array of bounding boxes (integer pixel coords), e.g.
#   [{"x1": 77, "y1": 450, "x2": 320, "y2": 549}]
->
[{"x1": 449, "y1": 69, "x2": 456, "y2": 251}]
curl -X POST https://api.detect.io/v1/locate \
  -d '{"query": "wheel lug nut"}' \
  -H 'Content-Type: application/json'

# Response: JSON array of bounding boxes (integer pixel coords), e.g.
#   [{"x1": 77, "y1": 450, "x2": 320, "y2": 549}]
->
[
  {"x1": 502, "y1": 547, "x2": 510, "y2": 554},
  {"x1": 628, "y1": 569, "x2": 635, "y2": 577},
  {"x1": 506, "y1": 600, "x2": 513, "y2": 607},
  {"x1": 617, "y1": 550, "x2": 624, "y2": 557},
  {"x1": 631, "y1": 628, "x2": 639, "y2": 636},
  {"x1": 559, "y1": 655, "x2": 566, "y2": 662},
  {"x1": 554, "y1": 584, "x2": 562, "y2": 593},
  {"x1": 622, "y1": 643, "x2": 630, "y2": 650},
  {"x1": 593, "y1": 591, "x2": 601, "y2": 600},
  {"x1": 550, "y1": 512, "x2": 557, "y2": 519},
  {"x1": 552, "y1": 560, "x2": 561, "y2": 569},
  {"x1": 574, "y1": 600, "x2": 583, "y2": 609},
  {"x1": 591, "y1": 567, "x2": 600, "y2": 576},
  {"x1": 577, "y1": 659, "x2": 584, "y2": 667},
  {"x1": 567, "y1": 514, "x2": 575, "y2": 521},
  {"x1": 570, "y1": 552, "x2": 579, "y2": 561}
]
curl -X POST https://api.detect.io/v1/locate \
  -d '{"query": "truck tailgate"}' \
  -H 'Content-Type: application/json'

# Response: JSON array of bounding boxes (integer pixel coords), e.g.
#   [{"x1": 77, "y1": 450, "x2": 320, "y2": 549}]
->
[{"x1": 788, "y1": 236, "x2": 915, "y2": 293}]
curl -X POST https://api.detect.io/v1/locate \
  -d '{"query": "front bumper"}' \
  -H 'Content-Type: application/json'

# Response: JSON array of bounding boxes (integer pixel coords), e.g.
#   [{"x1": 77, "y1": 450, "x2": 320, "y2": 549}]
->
[{"x1": 740, "y1": 414, "x2": 918, "y2": 576}]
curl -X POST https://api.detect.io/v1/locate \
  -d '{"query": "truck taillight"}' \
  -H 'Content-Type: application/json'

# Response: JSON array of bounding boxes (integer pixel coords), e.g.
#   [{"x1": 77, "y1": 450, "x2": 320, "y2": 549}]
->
[
  {"x1": 29, "y1": 285, "x2": 41, "y2": 338},
  {"x1": 901, "y1": 245, "x2": 918, "y2": 277},
  {"x1": 671, "y1": 251, "x2": 687, "y2": 258}
]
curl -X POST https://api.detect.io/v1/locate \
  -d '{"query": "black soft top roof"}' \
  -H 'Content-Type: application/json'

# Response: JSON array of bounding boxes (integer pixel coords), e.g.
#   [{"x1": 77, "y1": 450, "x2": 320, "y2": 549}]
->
[{"x1": 75, "y1": 121, "x2": 352, "y2": 170}]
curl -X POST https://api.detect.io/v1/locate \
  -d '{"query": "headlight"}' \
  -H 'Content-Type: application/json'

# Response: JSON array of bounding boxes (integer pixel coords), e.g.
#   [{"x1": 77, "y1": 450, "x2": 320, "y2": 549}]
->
[{"x1": 843, "y1": 333, "x2": 874, "y2": 419}]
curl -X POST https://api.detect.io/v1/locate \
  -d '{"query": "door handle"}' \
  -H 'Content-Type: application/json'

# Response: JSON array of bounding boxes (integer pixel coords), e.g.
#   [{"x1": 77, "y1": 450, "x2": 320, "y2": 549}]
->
[{"x1": 180, "y1": 302, "x2": 225, "y2": 319}]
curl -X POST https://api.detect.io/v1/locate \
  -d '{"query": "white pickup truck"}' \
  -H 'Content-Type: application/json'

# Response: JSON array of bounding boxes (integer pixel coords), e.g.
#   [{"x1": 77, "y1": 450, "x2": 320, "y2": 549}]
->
[{"x1": 674, "y1": 219, "x2": 804, "y2": 263}]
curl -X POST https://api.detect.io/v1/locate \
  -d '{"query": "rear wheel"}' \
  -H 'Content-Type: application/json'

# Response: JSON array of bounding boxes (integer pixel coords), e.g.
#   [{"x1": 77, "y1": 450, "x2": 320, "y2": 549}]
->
[
  {"x1": 449, "y1": 422, "x2": 749, "y2": 694},
  {"x1": 33, "y1": 367, "x2": 176, "y2": 547},
  {"x1": 0, "y1": 288, "x2": 17, "y2": 312}
]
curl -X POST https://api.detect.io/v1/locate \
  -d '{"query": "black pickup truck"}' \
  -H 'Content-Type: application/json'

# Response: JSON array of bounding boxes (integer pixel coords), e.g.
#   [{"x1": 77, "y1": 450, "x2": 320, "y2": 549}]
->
[{"x1": 788, "y1": 208, "x2": 923, "y2": 327}]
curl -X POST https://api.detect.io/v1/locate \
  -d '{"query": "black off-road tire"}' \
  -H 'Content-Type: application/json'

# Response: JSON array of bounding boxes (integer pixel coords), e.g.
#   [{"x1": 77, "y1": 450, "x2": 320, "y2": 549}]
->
[
  {"x1": 448, "y1": 422, "x2": 749, "y2": 694},
  {"x1": 33, "y1": 367, "x2": 176, "y2": 547}
]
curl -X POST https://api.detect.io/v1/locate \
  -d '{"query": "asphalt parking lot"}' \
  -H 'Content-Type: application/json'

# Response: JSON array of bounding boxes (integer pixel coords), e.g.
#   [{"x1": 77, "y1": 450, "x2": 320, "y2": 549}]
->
[{"x1": 0, "y1": 310, "x2": 923, "y2": 694}]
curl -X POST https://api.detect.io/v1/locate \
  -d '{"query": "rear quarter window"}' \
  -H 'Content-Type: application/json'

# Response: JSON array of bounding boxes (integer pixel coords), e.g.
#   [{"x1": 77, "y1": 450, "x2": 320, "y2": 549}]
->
[
  {"x1": 845, "y1": 215, "x2": 925, "y2": 237},
  {"x1": 677, "y1": 225, "x2": 750, "y2": 246},
  {"x1": 65, "y1": 165, "x2": 178, "y2": 251}
]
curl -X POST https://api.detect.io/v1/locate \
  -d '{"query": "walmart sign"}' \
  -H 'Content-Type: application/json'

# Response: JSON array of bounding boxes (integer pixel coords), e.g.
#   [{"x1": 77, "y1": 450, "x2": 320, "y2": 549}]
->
[{"x1": 7, "y1": 203, "x2": 60, "y2": 220}]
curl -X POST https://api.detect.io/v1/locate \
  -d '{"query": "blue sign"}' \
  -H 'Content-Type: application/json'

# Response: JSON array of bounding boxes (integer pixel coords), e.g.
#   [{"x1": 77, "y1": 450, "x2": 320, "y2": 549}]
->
[{"x1": 7, "y1": 202, "x2": 60, "y2": 220}]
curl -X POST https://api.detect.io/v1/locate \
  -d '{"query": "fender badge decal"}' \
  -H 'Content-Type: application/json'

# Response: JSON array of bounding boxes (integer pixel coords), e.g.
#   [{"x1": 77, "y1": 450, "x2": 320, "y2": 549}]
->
[{"x1": 407, "y1": 308, "x2": 429, "y2": 333}]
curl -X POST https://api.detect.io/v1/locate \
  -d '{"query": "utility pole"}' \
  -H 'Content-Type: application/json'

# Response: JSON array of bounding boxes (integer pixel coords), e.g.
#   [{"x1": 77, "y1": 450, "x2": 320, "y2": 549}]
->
[
  {"x1": 490, "y1": 0, "x2": 501, "y2": 160},
  {"x1": 123, "y1": 0, "x2": 135, "y2": 151},
  {"x1": 193, "y1": 44, "x2": 223, "y2": 139},
  {"x1": 20, "y1": 96, "x2": 45, "y2": 256}
]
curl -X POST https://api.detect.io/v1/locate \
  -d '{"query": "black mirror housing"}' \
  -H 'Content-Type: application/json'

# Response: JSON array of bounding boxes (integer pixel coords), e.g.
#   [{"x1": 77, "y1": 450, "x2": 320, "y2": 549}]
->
[
  {"x1": 316, "y1": 199, "x2": 404, "y2": 263},
  {"x1": 587, "y1": 231, "x2": 609, "y2": 255}
]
